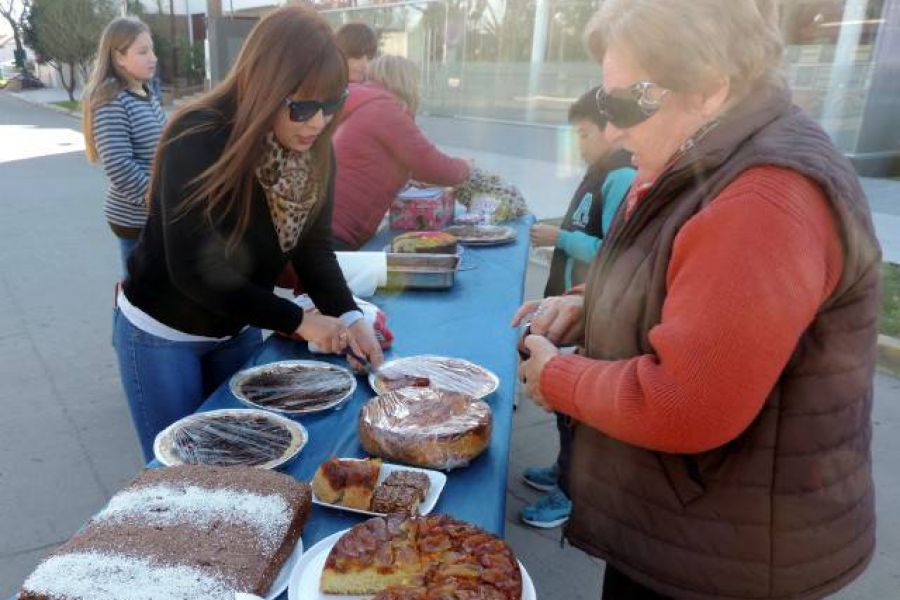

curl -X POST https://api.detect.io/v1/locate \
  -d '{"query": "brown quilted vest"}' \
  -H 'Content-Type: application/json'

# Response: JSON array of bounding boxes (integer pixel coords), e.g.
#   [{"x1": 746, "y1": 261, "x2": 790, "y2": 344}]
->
[{"x1": 565, "y1": 85, "x2": 880, "y2": 600}]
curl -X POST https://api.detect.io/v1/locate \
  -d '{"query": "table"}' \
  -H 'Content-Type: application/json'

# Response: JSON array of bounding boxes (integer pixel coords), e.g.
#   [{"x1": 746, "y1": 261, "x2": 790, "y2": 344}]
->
[{"x1": 12, "y1": 217, "x2": 533, "y2": 599}]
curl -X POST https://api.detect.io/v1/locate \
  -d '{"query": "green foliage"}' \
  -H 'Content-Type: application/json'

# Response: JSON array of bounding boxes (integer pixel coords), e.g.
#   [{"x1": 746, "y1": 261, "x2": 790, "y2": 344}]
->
[
  {"x1": 25, "y1": 0, "x2": 116, "y2": 67},
  {"x1": 882, "y1": 263, "x2": 900, "y2": 337}
]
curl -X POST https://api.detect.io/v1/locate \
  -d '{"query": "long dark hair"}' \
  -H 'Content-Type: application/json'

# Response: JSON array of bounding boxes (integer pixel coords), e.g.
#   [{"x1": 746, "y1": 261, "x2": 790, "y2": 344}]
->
[{"x1": 149, "y1": 5, "x2": 348, "y2": 249}]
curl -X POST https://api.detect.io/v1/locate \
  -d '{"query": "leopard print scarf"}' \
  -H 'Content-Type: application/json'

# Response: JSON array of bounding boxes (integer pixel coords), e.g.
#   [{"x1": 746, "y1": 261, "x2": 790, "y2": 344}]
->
[{"x1": 256, "y1": 133, "x2": 321, "y2": 252}]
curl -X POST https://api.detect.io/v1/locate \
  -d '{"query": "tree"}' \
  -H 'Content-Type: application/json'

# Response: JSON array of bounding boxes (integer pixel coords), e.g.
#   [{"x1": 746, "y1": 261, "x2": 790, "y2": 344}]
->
[
  {"x1": 0, "y1": 0, "x2": 31, "y2": 69},
  {"x1": 22, "y1": 0, "x2": 116, "y2": 101}
]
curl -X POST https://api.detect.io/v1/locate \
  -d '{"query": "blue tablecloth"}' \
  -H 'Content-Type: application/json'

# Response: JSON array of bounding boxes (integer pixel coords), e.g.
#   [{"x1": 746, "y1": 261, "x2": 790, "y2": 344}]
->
[
  {"x1": 202, "y1": 218, "x2": 533, "y2": 597},
  {"x1": 12, "y1": 218, "x2": 533, "y2": 600}
]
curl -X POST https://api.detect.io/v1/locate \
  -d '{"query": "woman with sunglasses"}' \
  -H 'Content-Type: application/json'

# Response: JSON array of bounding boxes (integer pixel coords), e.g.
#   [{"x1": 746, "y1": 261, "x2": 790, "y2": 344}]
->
[
  {"x1": 514, "y1": 0, "x2": 879, "y2": 598},
  {"x1": 113, "y1": 5, "x2": 383, "y2": 460},
  {"x1": 331, "y1": 55, "x2": 471, "y2": 249}
]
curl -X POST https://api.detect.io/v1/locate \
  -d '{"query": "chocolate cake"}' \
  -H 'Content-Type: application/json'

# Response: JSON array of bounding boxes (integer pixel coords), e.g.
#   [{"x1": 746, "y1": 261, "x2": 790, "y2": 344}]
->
[
  {"x1": 19, "y1": 465, "x2": 312, "y2": 600},
  {"x1": 170, "y1": 413, "x2": 294, "y2": 466},
  {"x1": 370, "y1": 484, "x2": 421, "y2": 515},
  {"x1": 236, "y1": 364, "x2": 354, "y2": 412},
  {"x1": 382, "y1": 471, "x2": 431, "y2": 501}
]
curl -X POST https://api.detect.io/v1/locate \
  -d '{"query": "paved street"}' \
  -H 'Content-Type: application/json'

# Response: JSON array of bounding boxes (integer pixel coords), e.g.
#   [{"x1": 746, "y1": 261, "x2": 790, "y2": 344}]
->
[{"x1": 1, "y1": 91, "x2": 899, "y2": 598}]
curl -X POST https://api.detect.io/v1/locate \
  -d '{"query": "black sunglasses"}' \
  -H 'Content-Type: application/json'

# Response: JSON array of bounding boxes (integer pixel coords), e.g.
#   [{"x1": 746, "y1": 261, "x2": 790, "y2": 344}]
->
[
  {"x1": 284, "y1": 89, "x2": 349, "y2": 122},
  {"x1": 595, "y1": 81, "x2": 668, "y2": 129}
]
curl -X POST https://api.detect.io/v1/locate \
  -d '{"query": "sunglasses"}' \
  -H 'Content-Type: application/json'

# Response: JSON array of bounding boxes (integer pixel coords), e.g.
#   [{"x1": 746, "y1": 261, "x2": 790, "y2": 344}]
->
[
  {"x1": 284, "y1": 89, "x2": 349, "y2": 122},
  {"x1": 595, "y1": 81, "x2": 668, "y2": 129}
]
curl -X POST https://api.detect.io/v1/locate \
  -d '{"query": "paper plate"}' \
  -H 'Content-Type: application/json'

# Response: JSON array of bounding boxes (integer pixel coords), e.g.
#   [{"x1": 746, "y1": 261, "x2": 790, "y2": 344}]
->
[{"x1": 311, "y1": 460, "x2": 447, "y2": 517}]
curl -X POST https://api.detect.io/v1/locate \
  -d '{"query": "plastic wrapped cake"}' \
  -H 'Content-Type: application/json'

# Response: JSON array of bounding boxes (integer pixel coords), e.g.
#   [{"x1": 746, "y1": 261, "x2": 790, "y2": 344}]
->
[{"x1": 359, "y1": 388, "x2": 492, "y2": 470}]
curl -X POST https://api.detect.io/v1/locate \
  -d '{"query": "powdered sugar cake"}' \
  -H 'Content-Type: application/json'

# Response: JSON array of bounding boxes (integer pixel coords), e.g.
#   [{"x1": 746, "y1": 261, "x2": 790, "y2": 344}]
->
[{"x1": 19, "y1": 465, "x2": 311, "y2": 600}]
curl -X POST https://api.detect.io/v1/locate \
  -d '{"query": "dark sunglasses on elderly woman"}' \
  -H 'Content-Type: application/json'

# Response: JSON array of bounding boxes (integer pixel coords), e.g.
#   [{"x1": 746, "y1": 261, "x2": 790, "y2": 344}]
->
[
  {"x1": 595, "y1": 81, "x2": 668, "y2": 129},
  {"x1": 284, "y1": 89, "x2": 349, "y2": 122}
]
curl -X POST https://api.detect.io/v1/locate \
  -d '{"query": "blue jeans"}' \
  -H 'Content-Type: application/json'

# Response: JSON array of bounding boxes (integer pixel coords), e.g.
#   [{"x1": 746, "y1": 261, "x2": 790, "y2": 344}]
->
[
  {"x1": 118, "y1": 237, "x2": 138, "y2": 277},
  {"x1": 112, "y1": 308, "x2": 263, "y2": 461}
]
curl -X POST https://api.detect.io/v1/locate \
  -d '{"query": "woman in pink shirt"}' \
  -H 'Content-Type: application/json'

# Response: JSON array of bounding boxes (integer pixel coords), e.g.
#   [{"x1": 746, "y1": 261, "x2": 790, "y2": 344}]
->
[{"x1": 331, "y1": 55, "x2": 471, "y2": 249}]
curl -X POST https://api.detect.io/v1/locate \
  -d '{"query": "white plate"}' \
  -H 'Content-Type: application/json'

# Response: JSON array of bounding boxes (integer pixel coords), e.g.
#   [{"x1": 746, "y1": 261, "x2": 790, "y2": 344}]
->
[
  {"x1": 368, "y1": 355, "x2": 499, "y2": 400},
  {"x1": 230, "y1": 360, "x2": 357, "y2": 415},
  {"x1": 288, "y1": 530, "x2": 536, "y2": 600},
  {"x1": 311, "y1": 460, "x2": 447, "y2": 517},
  {"x1": 265, "y1": 536, "x2": 304, "y2": 600},
  {"x1": 153, "y1": 408, "x2": 308, "y2": 470}
]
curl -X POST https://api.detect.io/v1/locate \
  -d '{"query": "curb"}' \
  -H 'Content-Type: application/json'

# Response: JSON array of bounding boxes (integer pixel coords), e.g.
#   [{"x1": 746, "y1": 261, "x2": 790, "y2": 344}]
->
[{"x1": 4, "y1": 90, "x2": 81, "y2": 120}]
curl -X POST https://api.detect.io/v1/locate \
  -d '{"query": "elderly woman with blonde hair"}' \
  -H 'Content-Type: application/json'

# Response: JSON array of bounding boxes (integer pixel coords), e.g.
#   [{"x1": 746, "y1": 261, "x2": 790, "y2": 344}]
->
[
  {"x1": 514, "y1": 0, "x2": 880, "y2": 598},
  {"x1": 330, "y1": 54, "x2": 471, "y2": 249}
]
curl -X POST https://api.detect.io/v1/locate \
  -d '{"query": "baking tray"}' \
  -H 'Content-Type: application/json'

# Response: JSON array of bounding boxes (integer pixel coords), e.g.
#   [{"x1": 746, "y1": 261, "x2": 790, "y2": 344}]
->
[{"x1": 383, "y1": 253, "x2": 460, "y2": 290}]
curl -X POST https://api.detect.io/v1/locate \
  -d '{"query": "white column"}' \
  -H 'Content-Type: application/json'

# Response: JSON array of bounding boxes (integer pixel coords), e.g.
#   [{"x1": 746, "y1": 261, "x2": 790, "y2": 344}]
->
[
  {"x1": 821, "y1": 0, "x2": 870, "y2": 139},
  {"x1": 526, "y1": 0, "x2": 550, "y2": 121}
]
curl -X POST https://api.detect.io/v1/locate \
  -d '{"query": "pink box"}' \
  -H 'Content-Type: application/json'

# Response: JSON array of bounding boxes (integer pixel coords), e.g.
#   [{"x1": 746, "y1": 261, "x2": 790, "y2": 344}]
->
[{"x1": 389, "y1": 186, "x2": 454, "y2": 231}]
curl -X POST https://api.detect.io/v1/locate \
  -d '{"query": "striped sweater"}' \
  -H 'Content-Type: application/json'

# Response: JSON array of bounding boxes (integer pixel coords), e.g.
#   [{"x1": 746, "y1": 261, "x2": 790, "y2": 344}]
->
[{"x1": 93, "y1": 87, "x2": 167, "y2": 230}]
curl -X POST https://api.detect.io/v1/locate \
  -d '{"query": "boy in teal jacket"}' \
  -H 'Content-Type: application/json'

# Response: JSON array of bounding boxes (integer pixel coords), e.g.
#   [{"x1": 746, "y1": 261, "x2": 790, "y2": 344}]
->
[
  {"x1": 531, "y1": 87, "x2": 635, "y2": 297},
  {"x1": 522, "y1": 87, "x2": 635, "y2": 528}
]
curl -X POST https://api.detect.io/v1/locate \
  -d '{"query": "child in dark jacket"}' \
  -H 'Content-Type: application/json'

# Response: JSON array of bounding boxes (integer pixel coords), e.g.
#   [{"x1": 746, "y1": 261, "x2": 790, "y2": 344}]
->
[{"x1": 521, "y1": 87, "x2": 635, "y2": 528}]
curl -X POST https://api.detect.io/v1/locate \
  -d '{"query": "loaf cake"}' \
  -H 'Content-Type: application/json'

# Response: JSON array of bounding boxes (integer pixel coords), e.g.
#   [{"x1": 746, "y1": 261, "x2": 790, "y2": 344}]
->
[
  {"x1": 19, "y1": 465, "x2": 311, "y2": 600},
  {"x1": 320, "y1": 513, "x2": 522, "y2": 599},
  {"x1": 390, "y1": 231, "x2": 458, "y2": 254},
  {"x1": 312, "y1": 457, "x2": 382, "y2": 510},
  {"x1": 359, "y1": 388, "x2": 492, "y2": 470}
]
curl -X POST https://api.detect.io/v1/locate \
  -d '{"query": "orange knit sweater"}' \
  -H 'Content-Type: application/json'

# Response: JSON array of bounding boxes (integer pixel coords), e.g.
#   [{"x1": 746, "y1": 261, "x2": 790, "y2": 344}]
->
[{"x1": 540, "y1": 166, "x2": 844, "y2": 454}]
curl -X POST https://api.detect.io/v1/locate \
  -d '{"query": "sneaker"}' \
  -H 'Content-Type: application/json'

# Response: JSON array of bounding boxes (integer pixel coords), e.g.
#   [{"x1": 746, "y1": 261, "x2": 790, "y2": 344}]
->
[
  {"x1": 522, "y1": 464, "x2": 558, "y2": 492},
  {"x1": 520, "y1": 486, "x2": 572, "y2": 529}
]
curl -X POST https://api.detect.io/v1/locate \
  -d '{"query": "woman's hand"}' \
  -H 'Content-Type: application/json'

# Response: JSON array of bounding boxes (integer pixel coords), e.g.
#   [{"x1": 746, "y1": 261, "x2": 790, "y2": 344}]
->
[
  {"x1": 511, "y1": 295, "x2": 585, "y2": 347},
  {"x1": 517, "y1": 334, "x2": 559, "y2": 410},
  {"x1": 529, "y1": 224, "x2": 560, "y2": 247},
  {"x1": 345, "y1": 319, "x2": 385, "y2": 371},
  {"x1": 295, "y1": 312, "x2": 347, "y2": 354}
]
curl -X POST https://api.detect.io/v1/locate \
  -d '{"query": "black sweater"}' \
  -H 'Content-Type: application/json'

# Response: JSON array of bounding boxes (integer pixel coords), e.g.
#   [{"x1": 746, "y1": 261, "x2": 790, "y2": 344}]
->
[{"x1": 123, "y1": 109, "x2": 357, "y2": 337}]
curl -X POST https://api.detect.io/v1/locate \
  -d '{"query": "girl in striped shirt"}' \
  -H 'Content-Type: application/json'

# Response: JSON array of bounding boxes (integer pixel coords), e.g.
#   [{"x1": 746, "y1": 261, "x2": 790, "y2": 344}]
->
[{"x1": 82, "y1": 17, "x2": 166, "y2": 272}]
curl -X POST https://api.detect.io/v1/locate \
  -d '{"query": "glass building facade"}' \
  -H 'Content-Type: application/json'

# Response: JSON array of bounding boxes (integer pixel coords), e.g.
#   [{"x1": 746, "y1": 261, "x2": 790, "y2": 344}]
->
[{"x1": 210, "y1": 0, "x2": 900, "y2": 175}]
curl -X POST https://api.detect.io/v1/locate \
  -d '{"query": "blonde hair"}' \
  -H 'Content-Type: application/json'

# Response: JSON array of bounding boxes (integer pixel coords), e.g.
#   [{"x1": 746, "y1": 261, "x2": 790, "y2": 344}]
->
[
  {"x1": 585, "y1": 0, "x2": 784, "y2": 103},
  {"x1": 367, "y1": 55, "x2": 420, "y2": 114},
  {"x1": 83, "y1": 17, "x2": 151, "y2": 163}
]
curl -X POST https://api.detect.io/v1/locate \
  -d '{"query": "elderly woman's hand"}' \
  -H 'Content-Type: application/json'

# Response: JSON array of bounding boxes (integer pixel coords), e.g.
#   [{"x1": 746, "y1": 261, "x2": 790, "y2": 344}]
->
[
  {"x1": 518, "y1": 334, "x2": 559, "y2": 410},
  {"x1": 511, "y1": 295, "x2": 585, "y2": 347}
]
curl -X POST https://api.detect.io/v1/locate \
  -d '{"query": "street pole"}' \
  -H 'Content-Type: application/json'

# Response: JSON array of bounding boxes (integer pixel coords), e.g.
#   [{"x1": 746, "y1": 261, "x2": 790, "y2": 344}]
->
[{"x1": 169, "y1": 0, "x2": 178, "y2": 85}]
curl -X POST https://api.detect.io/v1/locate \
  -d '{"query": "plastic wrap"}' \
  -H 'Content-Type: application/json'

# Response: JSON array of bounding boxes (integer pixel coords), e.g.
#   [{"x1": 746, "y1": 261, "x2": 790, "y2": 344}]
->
[
  {"x1": 153, "y1": 409, "x2": 308, "y2": 469},
  {"x1": 370, "y1": 355, "x2": 499, "y2": 399},
  {"x1": 358, "y1": 388, "x2": 493, "y2": 470},
  {"x1": 230, "y1": 360, "x2": 357, "y2": 415},
  {"x1": 443, "y1": 224, "x2": 517, "y2": 246}
]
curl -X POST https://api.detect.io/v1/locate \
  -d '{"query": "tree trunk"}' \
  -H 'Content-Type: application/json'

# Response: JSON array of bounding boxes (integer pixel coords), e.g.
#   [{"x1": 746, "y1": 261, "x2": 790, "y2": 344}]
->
[
  {"x1": 53, "y1": 61, "x2": 76, "y2": 102},
  {"x1": 66, "y1": 62, "x2": 76, "y2": 102}
]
